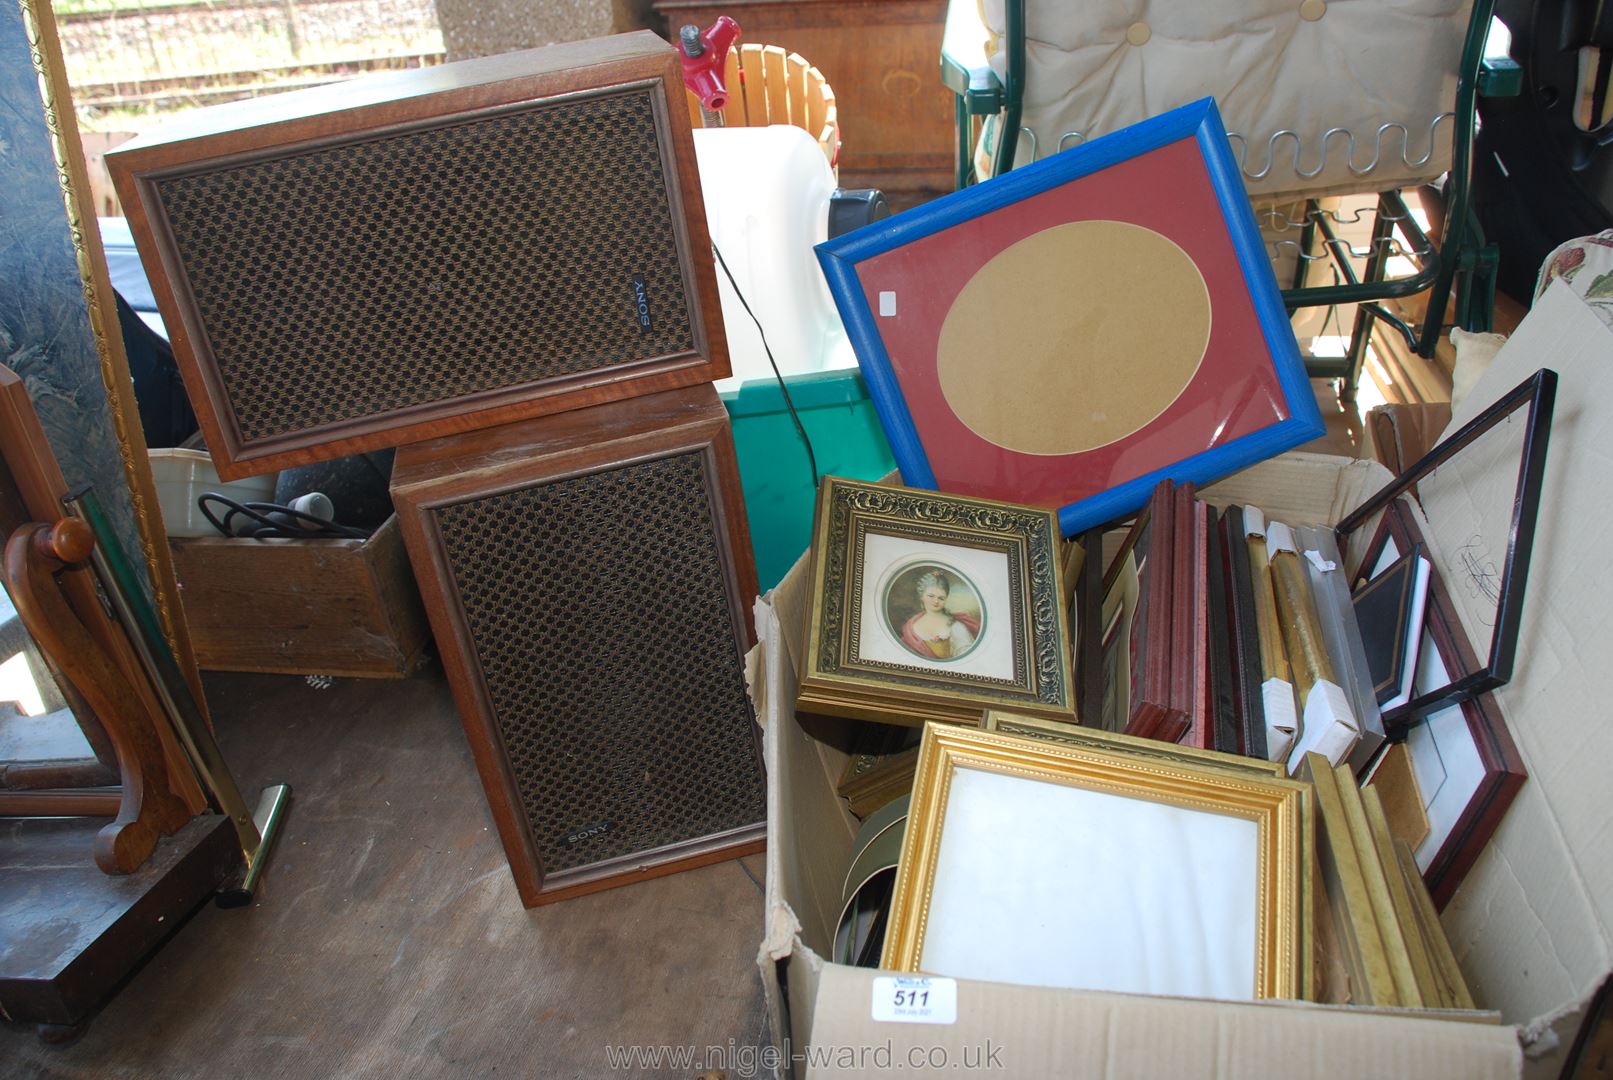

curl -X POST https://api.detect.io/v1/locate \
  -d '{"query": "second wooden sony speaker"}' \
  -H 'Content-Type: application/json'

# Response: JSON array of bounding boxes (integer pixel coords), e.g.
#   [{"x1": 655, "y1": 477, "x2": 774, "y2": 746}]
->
[
  {"x1": 108, "y1": 32, "x2": 728, "y2": 480},
  {"x1": 389, "y1": 384, "x2": 765, "y2": 906}
]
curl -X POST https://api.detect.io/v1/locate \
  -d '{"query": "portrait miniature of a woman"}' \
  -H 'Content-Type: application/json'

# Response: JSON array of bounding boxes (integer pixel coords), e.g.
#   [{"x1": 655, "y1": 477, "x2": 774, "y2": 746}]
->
[{"x1": 897, "y1": 568, "x2": 981, "y2": 661}]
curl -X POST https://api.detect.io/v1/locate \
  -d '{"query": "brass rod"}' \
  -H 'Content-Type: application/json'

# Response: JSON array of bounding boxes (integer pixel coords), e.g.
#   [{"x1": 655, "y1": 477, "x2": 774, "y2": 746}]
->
[{"x1": 240, "y1": 784, "x2": 291, "y2": 897}]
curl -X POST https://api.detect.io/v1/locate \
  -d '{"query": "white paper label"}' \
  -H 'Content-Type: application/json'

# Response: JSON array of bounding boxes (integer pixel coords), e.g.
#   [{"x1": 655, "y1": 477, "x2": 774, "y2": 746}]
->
[
  {"x1": 878, "y1": 290, "x2": 898, "y2": 317},
  {"x1": 870, "y1": 975, "x2": 957, "y2": 1024},
  {"x1": 1304, "y1": 548, "x2": 1337, "y2": 573}
]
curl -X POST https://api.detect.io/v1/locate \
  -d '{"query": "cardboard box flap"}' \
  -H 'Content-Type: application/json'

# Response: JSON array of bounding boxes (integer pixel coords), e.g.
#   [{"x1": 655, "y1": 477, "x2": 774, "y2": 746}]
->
[
  {"x1": 1417, "y1": 282, "x2": 1613, "y2": 1023},
  {"x1": 802, "y1": 963, "x2": 1520, "y2": 1078},
  {"x1": 1443, "y1": 784, "x2": 1607, "y2": 1028},
  {"x1": 1202, "y1": 453, "x2": 1395, "y2": 569},
  {"x1": 757, "y1": 588, "x2": 863, "y2": 960},
  {"x1": 772, "y1": 549, "x2": 814, "y2": 682},
  {"x1": 1201, "y1": 452, "x2": 1391, "y2": 527}
]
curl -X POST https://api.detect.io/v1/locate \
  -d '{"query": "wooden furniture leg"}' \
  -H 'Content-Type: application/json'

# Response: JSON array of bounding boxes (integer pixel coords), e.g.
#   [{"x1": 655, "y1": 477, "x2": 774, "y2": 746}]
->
[{"x1": 3, "y1": 520, "x2": 191, "y2": 873}]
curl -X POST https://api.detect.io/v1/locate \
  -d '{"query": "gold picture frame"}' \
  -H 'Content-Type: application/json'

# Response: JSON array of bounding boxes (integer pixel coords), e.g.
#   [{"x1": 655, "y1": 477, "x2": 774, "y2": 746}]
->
[
  {"x1": 983, "y1": 710, "x2": 1287, "y2": 779},
  {"x1": 883, "y1": 723, "x2": 1307, "y2": 1001},
  {"x1": 799, "y1": 477, "x2": 1074, "y2": 727}
]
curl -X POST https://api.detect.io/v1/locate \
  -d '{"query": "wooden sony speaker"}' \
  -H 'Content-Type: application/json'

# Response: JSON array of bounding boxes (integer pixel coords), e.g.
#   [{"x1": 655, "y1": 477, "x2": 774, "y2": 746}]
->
[
  {"x1": 108, "y1": 32, "x2": 728, "y2": 480},
  {"x1": 389, "y1": 383, "x2": 764, "y2": 906}
]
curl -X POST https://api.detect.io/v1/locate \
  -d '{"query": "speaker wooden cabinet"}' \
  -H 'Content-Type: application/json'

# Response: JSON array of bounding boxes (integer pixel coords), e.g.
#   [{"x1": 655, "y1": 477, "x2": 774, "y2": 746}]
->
[
  {"x1": 108, "y1": 32, "x2": 729, "y2": 480},
  {"x1": 389, "y1": 384, "x2": 765, "y2": 906}
]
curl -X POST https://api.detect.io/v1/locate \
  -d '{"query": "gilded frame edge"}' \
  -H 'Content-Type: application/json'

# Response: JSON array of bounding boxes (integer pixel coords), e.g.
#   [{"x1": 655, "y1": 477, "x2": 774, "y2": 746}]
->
[
  {"x1": 882, "y1": 723, "x2": 1304, "y2": 1001},
  {"x1": 982, "y1": 710, "x2": 1288, "y2": 779},
  {"x1": 18, "y1": 0, "x2": 207, "y2": 711}
]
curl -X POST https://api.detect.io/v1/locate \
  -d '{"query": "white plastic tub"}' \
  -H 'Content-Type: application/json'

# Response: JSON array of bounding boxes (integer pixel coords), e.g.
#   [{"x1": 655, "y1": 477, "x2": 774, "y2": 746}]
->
[
  {"x1": 693, "y1": 125, "x2": 856, "y2": 392},
  {"x1": 148, "y1": 448, "x2": 276, "y2": 538}
]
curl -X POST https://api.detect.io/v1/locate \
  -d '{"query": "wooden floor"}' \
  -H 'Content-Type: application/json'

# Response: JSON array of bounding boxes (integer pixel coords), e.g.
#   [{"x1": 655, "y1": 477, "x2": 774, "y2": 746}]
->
[{"x1": 0, "y1": 666, "x2": 769, "y2": 1078}]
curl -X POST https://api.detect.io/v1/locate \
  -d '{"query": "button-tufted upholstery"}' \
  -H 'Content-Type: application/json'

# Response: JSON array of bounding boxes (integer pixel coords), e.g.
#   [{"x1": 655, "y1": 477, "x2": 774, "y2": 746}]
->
[{"x1": 975, "y1": 0, "x2": 1473, "y2": 204}]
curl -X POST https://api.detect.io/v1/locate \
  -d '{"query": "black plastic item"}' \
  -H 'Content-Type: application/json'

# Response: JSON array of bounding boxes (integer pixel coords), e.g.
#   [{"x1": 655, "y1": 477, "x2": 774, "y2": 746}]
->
[
  {"x1": 1335, "y1": 367, "x2": 1556, "y2": 737},
  {"x1": 273, "y1": 450, "x2": 396, "y2": 530},
  {"x1": 827, "y1": 188, "x2": 890, "y2": 240},
  {"x1": 197, "y1": 492, "x2": 370, "y2": 540},
  {"x1": 115, "y1": 292, "x2": 197, "y2": 448},
  {"x1": 1474, "y1": 0, "x2": 1613, "y2": 302}
]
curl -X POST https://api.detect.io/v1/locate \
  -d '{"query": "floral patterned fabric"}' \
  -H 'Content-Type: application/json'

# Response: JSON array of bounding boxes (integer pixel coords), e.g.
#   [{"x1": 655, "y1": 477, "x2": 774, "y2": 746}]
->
[{"x1": 1536, "y1": 230, "x2": 1613, "y2": 329}]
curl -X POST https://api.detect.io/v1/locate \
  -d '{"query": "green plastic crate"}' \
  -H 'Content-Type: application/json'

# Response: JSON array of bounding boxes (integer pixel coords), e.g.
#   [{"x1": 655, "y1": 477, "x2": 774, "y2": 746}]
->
[{"x1": 722, "y1": 370, "x2": 897, "y2": 593}]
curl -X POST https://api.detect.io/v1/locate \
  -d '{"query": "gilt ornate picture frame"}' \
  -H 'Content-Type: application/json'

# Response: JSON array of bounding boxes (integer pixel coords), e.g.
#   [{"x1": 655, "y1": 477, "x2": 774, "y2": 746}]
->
[{"x1": 799, "y1": 477, "x2": 1073, "y2": 727}]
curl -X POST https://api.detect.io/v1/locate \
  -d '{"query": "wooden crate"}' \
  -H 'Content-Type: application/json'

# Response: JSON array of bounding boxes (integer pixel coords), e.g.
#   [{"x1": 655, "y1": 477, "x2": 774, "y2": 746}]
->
[{"x1": 168, "y1": 515, "x2": 430, "y2": 679}]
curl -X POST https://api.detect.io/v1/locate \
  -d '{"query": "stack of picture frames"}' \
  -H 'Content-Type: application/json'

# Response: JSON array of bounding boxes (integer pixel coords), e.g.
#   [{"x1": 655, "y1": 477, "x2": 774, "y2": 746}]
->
[
  {"x1": 1303, "y1": 751, "x2": 1477, "y2": 1010},
  {"x1": 1079, "y1": 367, "x2": 1554, "y2": 913},
  {"x1": 802, "y1": 86, "x2": 1323, "y2": 834},
  {"x1": 801, "y1": 85, "x2": 1555, "y2": 1003},
  {"x1": 1090, "y1": 477, "x2": 1386, "y2": 773},
  {"x1": 1339, "y1": 368, "x2": 1552, "y2": 909},
  {"x1": 827, "y1": 713, "x2": 1494, "y2": 1011}
]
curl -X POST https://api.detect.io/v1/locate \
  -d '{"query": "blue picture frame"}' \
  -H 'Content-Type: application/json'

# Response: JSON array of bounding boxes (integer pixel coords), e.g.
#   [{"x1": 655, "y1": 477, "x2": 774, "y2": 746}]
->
[{"x1": 815, "y1": 97, "x2": 1324, "y2": 536}]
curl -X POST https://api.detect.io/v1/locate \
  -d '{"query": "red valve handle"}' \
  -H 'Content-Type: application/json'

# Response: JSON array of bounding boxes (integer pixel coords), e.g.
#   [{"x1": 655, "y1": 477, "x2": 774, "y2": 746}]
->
[{"x1": 679, "y1": 16, "x2": 742, "y2": 112}]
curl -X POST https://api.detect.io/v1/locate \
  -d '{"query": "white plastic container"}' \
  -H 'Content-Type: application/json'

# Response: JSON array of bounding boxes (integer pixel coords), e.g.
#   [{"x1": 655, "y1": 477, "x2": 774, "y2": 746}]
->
[
  {"x1": 692, "y1": 125, "x2": 857, "y2": 392},
  {"x1": 148, "y1": 448, "x2": 277, "y2": 538}
]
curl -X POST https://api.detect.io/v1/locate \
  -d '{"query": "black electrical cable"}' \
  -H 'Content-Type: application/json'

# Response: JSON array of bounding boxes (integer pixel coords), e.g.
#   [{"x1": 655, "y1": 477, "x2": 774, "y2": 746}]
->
[
  {"x1": 711, "y1": 240, "x2": 820, "y2": 491},
  {"x1": 197, "y1": 492, "x2": 373, "y2": 540}
]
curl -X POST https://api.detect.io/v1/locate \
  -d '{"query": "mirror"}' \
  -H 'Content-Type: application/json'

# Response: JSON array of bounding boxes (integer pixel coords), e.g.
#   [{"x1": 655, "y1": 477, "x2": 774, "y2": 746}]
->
[
  {"x1": 1, "y1": 0, "x2": 205, "y2": 709},
  {"x1": 1, "y1": 0, "x2": 208, "y2": 793},
  {"x1": 0, "y1": 576, "x2": 118, "y2": 793}
]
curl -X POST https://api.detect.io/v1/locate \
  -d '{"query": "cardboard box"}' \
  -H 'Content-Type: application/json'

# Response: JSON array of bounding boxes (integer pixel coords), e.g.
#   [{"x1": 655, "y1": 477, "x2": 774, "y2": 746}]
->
[
  {"x1": 748, "y1": 283, "x2": 1613, "y2": 1077},
  {"x1": 169, "y1": 515, "x2": 430, "y2": 679}
]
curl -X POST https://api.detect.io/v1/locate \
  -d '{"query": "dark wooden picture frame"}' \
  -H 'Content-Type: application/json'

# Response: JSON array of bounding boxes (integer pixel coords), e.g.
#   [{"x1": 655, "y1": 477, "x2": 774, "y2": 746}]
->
[
  {"x1": 109, "y1": 32, "x2": 730, "y2": 480},
  {"x1": 1338, "y1": 368, "x2": 1555, "y2": 729},
  {"x1": 1360, "y1": 498, "x2": 1526, "y2": 909},
  {"x1": 389, "y1": 383, "x2": 764, "y2": 906}
]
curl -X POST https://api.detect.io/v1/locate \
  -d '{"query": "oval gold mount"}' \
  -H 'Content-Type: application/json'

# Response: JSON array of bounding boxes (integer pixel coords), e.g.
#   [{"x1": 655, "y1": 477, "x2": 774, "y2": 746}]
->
[{"x1": 935, "y1": 220, "x2": 1212, "y2": 457}]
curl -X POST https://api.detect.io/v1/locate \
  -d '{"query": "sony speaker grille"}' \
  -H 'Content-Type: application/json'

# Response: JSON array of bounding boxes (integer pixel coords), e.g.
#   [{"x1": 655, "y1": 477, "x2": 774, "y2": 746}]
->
[
  {"x1": 156, "y1": 87, "x2": 693, "y2": 443},
  {"x1": 432, "y1": 452, "x2": 763, "y2": 875}
]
